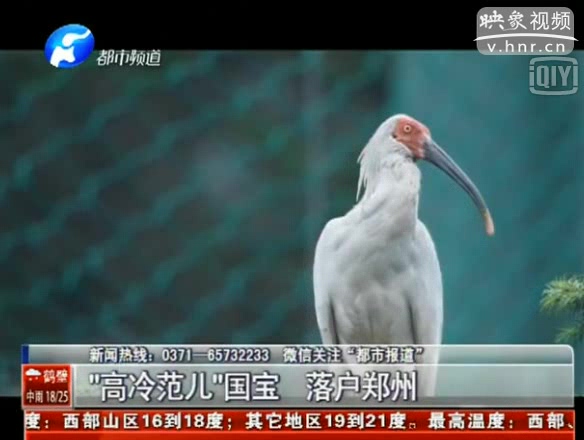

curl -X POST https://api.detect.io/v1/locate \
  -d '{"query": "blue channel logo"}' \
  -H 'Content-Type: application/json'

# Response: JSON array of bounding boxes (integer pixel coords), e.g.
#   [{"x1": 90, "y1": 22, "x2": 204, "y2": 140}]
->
[{"x1": 45, "y1": 24, "x2": 95, "y2": 69}]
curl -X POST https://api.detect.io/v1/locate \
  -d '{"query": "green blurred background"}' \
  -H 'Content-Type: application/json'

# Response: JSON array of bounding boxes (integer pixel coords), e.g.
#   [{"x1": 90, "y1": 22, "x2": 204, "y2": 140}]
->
[{"x1": 0, "y1": 50, "x2": 582, "y2": 396}]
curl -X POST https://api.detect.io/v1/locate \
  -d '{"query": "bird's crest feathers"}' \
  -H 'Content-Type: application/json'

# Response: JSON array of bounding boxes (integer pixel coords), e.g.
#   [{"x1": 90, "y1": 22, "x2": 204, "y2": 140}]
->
[{"x1": 356, "y1": 115, "x2": 409, "y2": 202}]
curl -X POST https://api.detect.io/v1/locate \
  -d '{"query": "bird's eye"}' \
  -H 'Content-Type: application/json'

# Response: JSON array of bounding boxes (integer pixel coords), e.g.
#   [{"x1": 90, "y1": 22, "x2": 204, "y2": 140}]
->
[{"x1": 403, "y1": 124, "x2": 412, "y2": 133}]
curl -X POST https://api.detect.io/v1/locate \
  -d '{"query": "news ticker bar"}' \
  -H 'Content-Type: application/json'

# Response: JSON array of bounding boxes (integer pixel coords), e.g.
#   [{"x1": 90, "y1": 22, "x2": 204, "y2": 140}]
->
[
  {"x1": 22, "y1": 344, "x2": 574, "y2": 365},
  {"x1": 24, "y1": 409, "x2": 575, "y2": 440},
  {"x1": 22, "y1": 363, "x2": 573, "y2": 409}
]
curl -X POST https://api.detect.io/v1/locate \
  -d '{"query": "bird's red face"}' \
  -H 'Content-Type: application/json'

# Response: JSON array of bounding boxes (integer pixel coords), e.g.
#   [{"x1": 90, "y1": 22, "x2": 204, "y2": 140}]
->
[
  {"x1": 390, "y1": 115, "x2": 495, "y2": 236},
  {"x1": 393, "y1": 117, "x2": 431, "y2": 160}
]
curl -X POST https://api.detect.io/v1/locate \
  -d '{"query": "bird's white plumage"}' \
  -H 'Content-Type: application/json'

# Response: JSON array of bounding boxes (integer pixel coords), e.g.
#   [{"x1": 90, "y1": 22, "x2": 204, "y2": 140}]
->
[{"x1": 313, "y1": 115, "x2": 443, "y2": 397}]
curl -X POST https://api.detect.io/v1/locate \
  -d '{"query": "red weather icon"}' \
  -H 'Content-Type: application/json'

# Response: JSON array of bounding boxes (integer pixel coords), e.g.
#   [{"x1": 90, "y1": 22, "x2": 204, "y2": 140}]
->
[{"x1": 25, "y1": 368, "x2": 42, "y2": 382}]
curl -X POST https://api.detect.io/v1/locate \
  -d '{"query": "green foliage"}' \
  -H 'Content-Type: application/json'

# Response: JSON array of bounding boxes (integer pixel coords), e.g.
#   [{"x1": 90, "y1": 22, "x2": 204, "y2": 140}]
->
[{"x1": 540, "y1": 275, "x2": 584, "y2": 344}]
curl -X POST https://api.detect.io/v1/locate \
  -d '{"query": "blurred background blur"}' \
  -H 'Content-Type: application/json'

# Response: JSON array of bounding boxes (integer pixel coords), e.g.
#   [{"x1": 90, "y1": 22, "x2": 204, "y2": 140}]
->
[{"x1": 0, "y1": 50, "x2": 582, "y2": 396}]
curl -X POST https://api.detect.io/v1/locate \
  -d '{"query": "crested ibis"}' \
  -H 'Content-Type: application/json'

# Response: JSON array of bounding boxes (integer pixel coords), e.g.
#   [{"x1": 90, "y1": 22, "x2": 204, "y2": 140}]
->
[{"x1": 313, "y1": 114, "x2": 494, "y2": 398}]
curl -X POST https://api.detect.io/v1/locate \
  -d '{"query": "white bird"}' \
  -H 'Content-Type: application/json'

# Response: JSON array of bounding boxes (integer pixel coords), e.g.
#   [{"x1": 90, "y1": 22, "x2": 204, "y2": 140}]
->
[{"x1": 313, "y1": 114, "x2": 494, "y2": 398}]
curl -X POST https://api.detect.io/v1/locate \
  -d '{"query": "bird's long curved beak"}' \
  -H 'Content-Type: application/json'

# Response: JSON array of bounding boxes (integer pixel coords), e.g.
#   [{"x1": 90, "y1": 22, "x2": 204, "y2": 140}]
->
[{"x1": 423, "y1": 139, "x2": 495, "y2": 236}]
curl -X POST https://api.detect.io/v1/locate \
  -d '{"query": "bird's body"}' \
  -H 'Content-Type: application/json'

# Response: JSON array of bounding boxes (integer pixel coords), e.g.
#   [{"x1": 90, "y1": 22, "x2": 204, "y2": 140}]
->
[
  {"x1": 314, "y1": 156, "x2": 442, "y2": 347},
  {"x1": 313, "y1": 114, "x2": 493, "y2": 399}
]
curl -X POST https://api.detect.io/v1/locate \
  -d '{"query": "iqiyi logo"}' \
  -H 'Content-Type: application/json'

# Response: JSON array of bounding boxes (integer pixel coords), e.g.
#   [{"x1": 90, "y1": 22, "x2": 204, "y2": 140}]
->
[{"x1": 529, "y1": 57, "x2": 578, "y2": 95}]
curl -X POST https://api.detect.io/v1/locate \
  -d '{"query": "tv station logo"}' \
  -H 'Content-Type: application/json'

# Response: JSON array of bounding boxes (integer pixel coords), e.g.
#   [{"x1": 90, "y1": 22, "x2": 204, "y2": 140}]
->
[
  {"x1": 96, "y1": 49, "x2": 162, "y2": 67},
  {"x1": 44, "y1": 24, "x2": 95, "y2": 69},
  {"x1": 44, "y1": 24, "x2": 162, "y2": 68}
]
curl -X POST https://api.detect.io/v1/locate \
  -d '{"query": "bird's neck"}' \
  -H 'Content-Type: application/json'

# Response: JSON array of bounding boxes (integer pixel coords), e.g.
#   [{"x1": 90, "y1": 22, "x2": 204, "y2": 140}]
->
[{"x1": 355, "y1": 155, "x2": 421, "y2": 237}]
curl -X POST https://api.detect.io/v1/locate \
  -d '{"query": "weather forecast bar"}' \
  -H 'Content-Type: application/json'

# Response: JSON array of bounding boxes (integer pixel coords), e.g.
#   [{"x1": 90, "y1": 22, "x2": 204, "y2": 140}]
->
[
  {"x1": 24, "y1": 344, "x2": 574, "y2": 365},
  {"x1": 24, "y1": 409, "x2": 575, "y2": 440}
]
